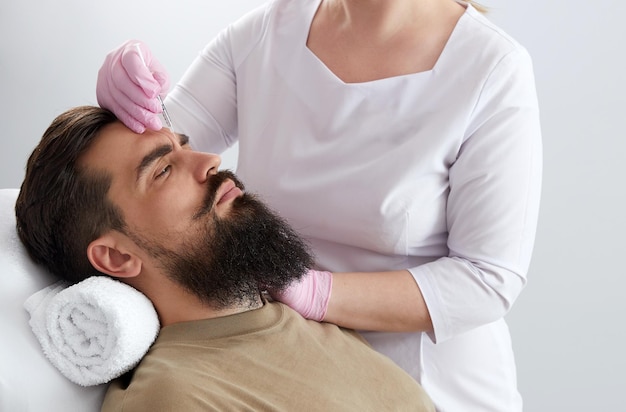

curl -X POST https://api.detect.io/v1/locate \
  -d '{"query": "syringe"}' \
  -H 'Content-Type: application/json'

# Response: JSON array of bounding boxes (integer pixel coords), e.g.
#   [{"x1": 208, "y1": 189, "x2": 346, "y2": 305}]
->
[{"x1": 135, "y1": 43, "x2": 173, "y2": 129}]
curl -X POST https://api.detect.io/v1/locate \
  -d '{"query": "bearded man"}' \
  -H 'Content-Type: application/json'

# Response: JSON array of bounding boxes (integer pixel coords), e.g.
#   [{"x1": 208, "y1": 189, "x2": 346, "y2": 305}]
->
[{"x1": 15, "y1": 106, "x2": 434, "y2": 411}]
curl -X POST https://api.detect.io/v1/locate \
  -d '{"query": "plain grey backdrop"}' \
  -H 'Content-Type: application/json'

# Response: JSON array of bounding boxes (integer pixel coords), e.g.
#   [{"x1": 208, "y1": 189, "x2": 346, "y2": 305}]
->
[{"x1": 2, "y1": 1, "x2": 624, "y2": 410}]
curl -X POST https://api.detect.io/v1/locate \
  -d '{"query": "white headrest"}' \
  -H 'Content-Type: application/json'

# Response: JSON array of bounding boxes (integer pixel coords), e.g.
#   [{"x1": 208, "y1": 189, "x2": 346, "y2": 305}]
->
[{"x1": 0, "y1": 188, "x2": 107, "y2": 411}]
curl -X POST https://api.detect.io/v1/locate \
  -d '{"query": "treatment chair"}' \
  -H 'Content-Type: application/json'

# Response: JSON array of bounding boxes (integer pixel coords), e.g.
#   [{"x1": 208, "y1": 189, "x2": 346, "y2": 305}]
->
[{"x1": 0, "y1": 188, "x2": 107, "y2": 411}]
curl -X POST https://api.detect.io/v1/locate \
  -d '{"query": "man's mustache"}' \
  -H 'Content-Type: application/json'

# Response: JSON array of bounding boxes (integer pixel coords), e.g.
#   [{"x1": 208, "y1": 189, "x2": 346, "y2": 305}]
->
[{"x1": 193, "y1": 170, "x2": 245, "y2": 220}]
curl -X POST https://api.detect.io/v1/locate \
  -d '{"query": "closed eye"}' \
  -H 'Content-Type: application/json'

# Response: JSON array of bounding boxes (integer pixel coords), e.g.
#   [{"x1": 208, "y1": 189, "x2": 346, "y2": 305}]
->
[{"x1": 155, "y1": 165, "x2": 171, "y2": 179}]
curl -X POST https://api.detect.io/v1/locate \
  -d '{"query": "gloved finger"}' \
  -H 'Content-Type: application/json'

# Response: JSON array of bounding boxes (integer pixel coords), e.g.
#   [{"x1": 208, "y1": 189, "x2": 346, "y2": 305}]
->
[
  {"x1": 109, "y1": 62, "x2": 162, "y2": 114},
  {"x1": 97, "y1": 83, "x2": 146, "y2": 133},
  {"x1": 132, "y1": 40, "x2": 170, "y2": 94},
  {"x1": 99, "y1": 74, "x2": 163, "y2": 133},
  {"x1": 120, "y1": 42, "x2": 167, "y2": 99},
  {"x1": 146, "y1": 53, "x2": 171, "y2": 95},
  {"x1": 96, "y1": 40, "x2": 165, "y2": 132},
  {"x1": 97, "y1": 46, "x2": 162, "y2": 116}
]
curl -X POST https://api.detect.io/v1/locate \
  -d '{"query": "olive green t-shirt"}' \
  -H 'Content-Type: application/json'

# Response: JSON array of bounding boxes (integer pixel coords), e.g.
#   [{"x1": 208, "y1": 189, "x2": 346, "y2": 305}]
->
[{"x1": 102, "y1": 302, "x2": 434, "y2": 411}]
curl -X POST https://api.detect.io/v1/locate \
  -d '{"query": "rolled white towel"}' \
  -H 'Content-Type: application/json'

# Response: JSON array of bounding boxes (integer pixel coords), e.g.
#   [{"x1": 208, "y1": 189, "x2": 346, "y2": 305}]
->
[{"x1": 24, "y1": 276, "x2": 160, "y2": 386}]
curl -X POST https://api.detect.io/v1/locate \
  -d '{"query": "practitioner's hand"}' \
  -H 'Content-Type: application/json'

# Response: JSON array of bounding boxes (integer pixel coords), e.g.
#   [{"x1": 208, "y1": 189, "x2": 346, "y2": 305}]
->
[
  {"x1": 268, "y1": 269, "x2": 333, "y2": 321},
  {"x1": 97, "y1": 40, "x2": 170, "y2": 133}
]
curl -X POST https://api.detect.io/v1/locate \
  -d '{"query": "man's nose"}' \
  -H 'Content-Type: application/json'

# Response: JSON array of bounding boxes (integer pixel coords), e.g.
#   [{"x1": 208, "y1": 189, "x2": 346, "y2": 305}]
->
[{"x1": 192, "y1": 151, "x2": 221, "y2": 182}]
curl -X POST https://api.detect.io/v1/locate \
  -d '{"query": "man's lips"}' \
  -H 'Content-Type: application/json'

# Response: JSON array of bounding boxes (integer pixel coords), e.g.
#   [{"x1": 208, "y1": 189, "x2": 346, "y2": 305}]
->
[{"x1": 215, "y1": 179, "x2": 244, "y2": 205}]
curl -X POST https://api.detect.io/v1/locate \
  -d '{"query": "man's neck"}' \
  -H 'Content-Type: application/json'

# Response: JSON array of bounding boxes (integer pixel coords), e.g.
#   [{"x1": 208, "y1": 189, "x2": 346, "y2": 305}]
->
[
  {"x1": 159, "y1": 291, "x2": 264, "y2": 327},
  {"x1": 125, "y1": 275, "x2": 264, "y2": 327}
]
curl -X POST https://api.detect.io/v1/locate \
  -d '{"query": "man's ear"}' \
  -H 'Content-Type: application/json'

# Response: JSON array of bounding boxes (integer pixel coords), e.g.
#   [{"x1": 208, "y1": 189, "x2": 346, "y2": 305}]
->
[{"x1": 87, "y1": 232, "x2": 142, "y2": 279}]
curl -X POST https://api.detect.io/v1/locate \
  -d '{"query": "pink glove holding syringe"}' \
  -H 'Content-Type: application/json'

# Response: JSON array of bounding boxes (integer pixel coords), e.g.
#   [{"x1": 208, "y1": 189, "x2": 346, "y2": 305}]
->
[{"x1": 97, "y1": 40, "x2": 170, "y2": 133}]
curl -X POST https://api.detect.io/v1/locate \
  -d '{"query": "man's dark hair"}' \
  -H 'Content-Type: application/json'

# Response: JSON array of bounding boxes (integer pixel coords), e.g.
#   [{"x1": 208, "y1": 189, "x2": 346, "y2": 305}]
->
[{"x1": 15, "y1": 106, "x2": 126, "y2": 283}]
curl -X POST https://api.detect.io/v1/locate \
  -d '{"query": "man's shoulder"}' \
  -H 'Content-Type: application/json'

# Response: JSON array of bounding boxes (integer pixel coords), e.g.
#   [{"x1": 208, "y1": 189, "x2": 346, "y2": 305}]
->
[
  {"x1": 101, "y1": 369, "x2": 182, "y2": 412},
  {"x1": 102, "y1": 303, "x2": 435, "y2": 411}
]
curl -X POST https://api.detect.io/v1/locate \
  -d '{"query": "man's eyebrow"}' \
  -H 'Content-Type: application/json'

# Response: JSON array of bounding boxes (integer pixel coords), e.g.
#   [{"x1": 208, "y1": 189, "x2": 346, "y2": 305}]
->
[
  {"x1": 135, "y1": 134, "x2": 191, "y2": 182},
  {"x1": 179, "y1": 133, "x2": 190, "y2": 146},
  {"x1": 136, "y1": 143, "x2": 173, "y2": 182}
]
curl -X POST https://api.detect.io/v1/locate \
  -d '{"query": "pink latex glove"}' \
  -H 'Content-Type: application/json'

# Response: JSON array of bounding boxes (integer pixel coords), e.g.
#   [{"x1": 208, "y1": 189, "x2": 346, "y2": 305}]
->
[
  {"x1": 269, "y1": 270, "x2": 333, "y2": 322},
  {"x1": 96, "y1": 40, "x2": 170, "y2": 133}
]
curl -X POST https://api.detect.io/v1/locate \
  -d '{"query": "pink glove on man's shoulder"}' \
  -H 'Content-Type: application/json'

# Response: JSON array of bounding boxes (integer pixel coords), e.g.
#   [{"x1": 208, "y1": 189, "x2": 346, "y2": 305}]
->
[
  {"x1": 97, "y1": 40, "x2": 170, "y2": 133},
  {"x1": 269, "y1": 269, "x2": 333, "y2": 322}
]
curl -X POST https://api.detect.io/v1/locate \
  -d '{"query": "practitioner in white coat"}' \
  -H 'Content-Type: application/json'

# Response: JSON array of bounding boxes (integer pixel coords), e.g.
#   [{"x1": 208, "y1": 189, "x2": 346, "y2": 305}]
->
[{"x1": 96, "y1": 0, "x2": 542, "y2": 410}]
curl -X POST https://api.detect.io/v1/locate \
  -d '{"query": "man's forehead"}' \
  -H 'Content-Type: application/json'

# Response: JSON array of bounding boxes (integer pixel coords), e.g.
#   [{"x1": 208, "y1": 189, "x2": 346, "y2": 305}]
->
[
  {"x1": 103, "y1": 122, "x2": 175, "y2": 147},
  {"x1": 85, "y1": 123, "x2": 171, "y2": 162}
]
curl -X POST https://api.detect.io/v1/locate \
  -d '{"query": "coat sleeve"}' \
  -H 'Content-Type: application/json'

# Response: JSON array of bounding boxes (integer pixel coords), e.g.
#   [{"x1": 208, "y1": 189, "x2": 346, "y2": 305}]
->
[
  {"x1": 165, "y1": 3, "x2": 269, "y2": 154},
  {"x1": 411, "y1": 47, "x2": 543, "y2": 343}
]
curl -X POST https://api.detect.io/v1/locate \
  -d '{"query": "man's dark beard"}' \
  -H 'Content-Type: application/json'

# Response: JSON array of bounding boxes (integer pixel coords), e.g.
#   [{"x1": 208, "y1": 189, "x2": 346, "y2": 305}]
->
[{"x1": 129, "y1": 171, "x2": 314, "y2": 310}]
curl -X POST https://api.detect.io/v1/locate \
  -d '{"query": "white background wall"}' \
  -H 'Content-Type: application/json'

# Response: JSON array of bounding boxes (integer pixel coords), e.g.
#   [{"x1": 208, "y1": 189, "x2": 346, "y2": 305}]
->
[{"x1": 2, "y1": 1, "x2": 625, "y2": 410}]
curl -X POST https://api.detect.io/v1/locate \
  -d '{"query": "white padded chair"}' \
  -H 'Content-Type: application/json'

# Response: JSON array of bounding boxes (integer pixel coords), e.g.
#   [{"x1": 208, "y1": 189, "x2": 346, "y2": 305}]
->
[{"x1": 0, "y1": 188, "x2": 107, "y2": 411}]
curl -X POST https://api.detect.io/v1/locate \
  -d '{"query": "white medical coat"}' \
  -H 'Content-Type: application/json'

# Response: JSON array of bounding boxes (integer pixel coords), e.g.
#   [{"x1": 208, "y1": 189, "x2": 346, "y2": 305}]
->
[{"x1": 167, "y1": 0, "x2": 543, "y2": 410}]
